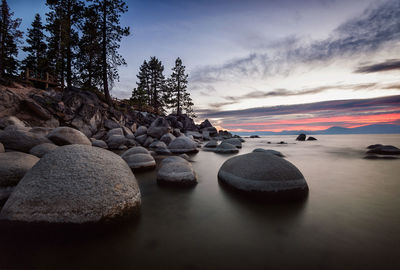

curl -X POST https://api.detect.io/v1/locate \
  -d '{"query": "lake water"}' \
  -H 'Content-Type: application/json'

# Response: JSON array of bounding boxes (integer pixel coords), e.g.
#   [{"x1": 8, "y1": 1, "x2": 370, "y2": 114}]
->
[{"x1": 1, "y1": 134, "x2": 400, "y2": 269}]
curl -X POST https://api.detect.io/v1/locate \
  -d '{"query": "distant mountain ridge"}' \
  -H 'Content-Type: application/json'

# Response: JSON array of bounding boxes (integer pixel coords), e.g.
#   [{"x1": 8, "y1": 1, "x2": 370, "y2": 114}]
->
[{"x1": 232, "y1": 124, "x2": 400, "y2": 136}]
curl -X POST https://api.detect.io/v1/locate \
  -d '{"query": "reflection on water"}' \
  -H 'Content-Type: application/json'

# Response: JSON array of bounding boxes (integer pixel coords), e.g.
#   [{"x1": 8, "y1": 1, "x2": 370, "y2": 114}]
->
[{"x1": 1, "y1": 134, "x2": 400, "y2": 269}]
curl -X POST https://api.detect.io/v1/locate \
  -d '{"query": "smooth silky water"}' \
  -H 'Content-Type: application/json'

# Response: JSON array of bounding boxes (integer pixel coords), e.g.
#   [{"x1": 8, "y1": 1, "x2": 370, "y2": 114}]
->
[{"x1": 1, "y1": 134, "x2": 400, "y2": 269}]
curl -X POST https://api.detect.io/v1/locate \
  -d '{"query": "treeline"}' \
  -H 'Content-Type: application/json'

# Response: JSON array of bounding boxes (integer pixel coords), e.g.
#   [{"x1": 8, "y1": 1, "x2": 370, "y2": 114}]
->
[
  {"x1": 131, "y1": 57, "x2": 194, "y2": 117},
  {"x1": 0, "y1": 0, "x2": 196, "y2": 115},
  {"x1": 0, "y1": 0, "x2": 129, "y2": 106}
]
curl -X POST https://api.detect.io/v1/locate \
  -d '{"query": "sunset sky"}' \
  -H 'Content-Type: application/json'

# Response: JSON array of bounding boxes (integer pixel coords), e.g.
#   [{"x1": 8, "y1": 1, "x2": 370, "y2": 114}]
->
[{"x1": 11, "y1": 0, "x2": 400, "y2": 132}]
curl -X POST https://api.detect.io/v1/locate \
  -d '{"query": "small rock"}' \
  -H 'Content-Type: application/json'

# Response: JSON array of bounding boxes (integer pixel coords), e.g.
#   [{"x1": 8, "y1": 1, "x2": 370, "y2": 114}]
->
[
  {"x1": 29, "y1": 143, "x2": 58, "y2": 158},
  {"x1": 214, "y1": 142, "x2": 239, "y2": 154},
  {"x1": 47, "y1": 127, "x2": 91, "y2": 146},
  {"x1": 204, "y1": 140, "x2": 218, "y2": 148},
  {"x1": 122, "y1": 153, "x2": 156, "y2": 171},
  {"x1": 106, "y1": 128, "x2": 124, "y2": 139},
  {"x1": 168, "y1": 136, "x2": 198, "y2": 154},
  {"x1": 147, "y1": 117, "x2": 171, "y2": 139},
  {"x1": 106, "y1": 135, "x2": 127, "y2": 150},
  {"x1": 135, "y1": 126, "x2": 148, "y2": 137},
  {"x1": 0, "y1": 152, "x2": 39, "y2": 187},
  {"x1": 0, "y1": 129, "x2": 52, "y2": 153},
  {"x1": 366, "y1": 145, "x2": 400, "y2": 155},
  {"x1": 307, "y1": 137, "x2": 317, "y2": 141},
  {"x1": 160, "y1": 133, "x2": 176, "y2": 146},
  {"x1": 135, "y1": 134, "x2": 147, "y2": 145},
  {"x1": 149, "y1": 141, "x2": 171, "y2": 155},
  {"x1": 104, "y1": 119, "x2": 120, "y2": 130},
  {"x1": 223, "y1": 138, "x2": 242, "y2": 148},
  {"x1": 92, "y1": 139, "x2": 108, "y2": 149},
  {"x1": 157, "y1": 156, "x2": 197, "y2": 186},
  {"x1": 296, "y1": 134, "x2": 306, "y2": 141},
  {"x1": 143, "y1": 136, "x2": 155, "y2": 148}
]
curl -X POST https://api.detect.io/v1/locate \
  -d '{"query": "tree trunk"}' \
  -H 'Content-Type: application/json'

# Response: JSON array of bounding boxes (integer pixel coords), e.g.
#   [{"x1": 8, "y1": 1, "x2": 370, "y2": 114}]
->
[
  {"x1": 177, "y1": 76, "x2": 181, "y2": 115},
  {"x1": 66, "y1": 1, "x2": 72, "y2": 88},
  {"x1": 102, "y1": 0, "x2": 112, "y2": 106}
]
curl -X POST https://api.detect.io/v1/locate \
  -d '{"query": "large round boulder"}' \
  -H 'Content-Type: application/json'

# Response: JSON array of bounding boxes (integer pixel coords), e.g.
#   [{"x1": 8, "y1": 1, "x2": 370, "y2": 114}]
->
[
  {"x1": 223, "y1": 138, "x2": 242, "y2": 148},
  {"x1": 29, "y1": 143, "x2": 59, "y2": 158},
  {"x1": 147, "y1": 117, "x2": 171, "y2": 139},
  {"x1": 0, "y1": 152, "x2": 40, "y2": 187},
  {"x1": 157, "y1": 156, "x2": 197, "y2": 186},
  {"x1": 121, "y1": 146, "x2": 150, "y2": 158},
  {"x1": 135, "y1": 126, "x2": 147, "y2": 137},
  {"x1": 149, "y1": 141, "x2": 171, "y2": 155},
  {"x1": 122, "y1": 153, "x2": 156, "y2": 171},
  {"x1": 218, "y1": 152, "x2": 308, "y2": 199},
  {"x1": 214, "y1": 142, "x2": 239, "y2": 154},
  {"x1": 253, "y1": 148, "x2": 285, "y2": 157},
  {"x1": 47, "y1": 127, "x2": 91, "y2": 146},
  {"x1": 106, "y1": 135, "x2": 127, "y2": 150},
  {"x1": 366, "y1": 145, "x2": 400, "y2": 155},
  {"x1": 0, "y1": 145, "x2": 141, "y2": 223},
  {"x1": 0, "y1": 129, "x2": 52, "y2": 153},
  {"x1": 168, "y1": 136, "x2": 198, "y2": 154}
]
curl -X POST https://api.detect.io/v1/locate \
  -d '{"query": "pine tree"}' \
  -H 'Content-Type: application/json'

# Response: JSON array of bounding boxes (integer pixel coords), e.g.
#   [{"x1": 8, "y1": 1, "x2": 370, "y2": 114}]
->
[
  {"x1": 89, "y1": 0, "x2": 130, "y2": 106},
  {"x1": 77, "y1": 5, "x2": 102, "y2": 90},
  {"x1": 148, "y1": 56, "x2": 166, "y2": 114},
  {"x1": 131, "y1": 60, "x2": 151, "y2": 107},
  {"x1": 0, "y1": 0, "x2": 22, "y2": 77},
  {"x1": 130, "y1": 86, "x2": 148, "y2": 110},
  {"x1": 168, "y1": 58, "x2": 194, "y2": 116},
  {"x1": 22, "y1": 14, "x2": 47, "y2": 77},
  {"x1": 46, "y1": 0, "x2": 83, "y2": 89}
]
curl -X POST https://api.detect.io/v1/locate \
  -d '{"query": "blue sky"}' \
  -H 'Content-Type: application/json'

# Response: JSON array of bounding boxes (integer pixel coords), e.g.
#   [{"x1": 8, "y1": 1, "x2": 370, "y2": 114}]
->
[{"x1": 10, "y1": 0, "x2": 400, "y2": 131}]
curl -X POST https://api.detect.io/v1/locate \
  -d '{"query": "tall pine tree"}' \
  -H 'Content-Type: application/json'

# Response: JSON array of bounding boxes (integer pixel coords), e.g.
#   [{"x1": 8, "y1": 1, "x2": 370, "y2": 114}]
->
[
  {"x1": 167, "y1": 58, "x2": 195, "y2": 116},
  {"x1": 131, "y1": 60, "x2": 151, "y2": 108},
  {"x1": 22, "y1": 14, "x2": 48, "y2": 77},
  {"x1": 46, "y1": 0, "x2": 83, "y2": 89},
  {"x1": 89, "y1": 0, "x2": 130, "y2": 106},
  {"x1": 77, "y1": 5, "x2": 102, "y2": 90},
  {"x1": 0, "y1": 0, "x2": 22, "y2": 78},
  {"x1": 148, "y1": 56, "x2": 166, "y2": 114}
]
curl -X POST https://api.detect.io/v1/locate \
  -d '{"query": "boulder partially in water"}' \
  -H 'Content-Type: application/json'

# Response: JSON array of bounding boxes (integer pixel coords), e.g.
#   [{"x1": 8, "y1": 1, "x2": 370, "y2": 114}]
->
[
  {"x1": 157, "y1": 156, "x2": 197, "y2": 186},
  {"x1": 149, "y1": 141, "x2": 171, "y2": 155},
  {"x1": 47, "y1": 127, "x2": 91, "y2": 146},
  {"x1": 0, "y1": 152, "x2": 40, "y2": 187},
  {"x1": 218, "y1": 152, "x2": 308, "y2": 199},
  {"x1": 223, "y1": 138, "x2": 242, "y2": 148},
  {"x1": 0, "y1": 145, "x2": 141, "y2": 224},
  {"x1": 29, "y1": 143, "x2": 58, "y2": 158},
  {"x1": 214, "y1": 142, "x2": 239, "y2": 154},
  {"x1": 204, "y1": 140, "x2": 218, "y2": 148},
  {"x1": 366, "y1": 145, "x2": 400, "y2": 155},
  {"x1": 296, "y1": 134, "x2": 306, "y2": 141},
  {"x1": 307, "y1": 137, "x2": 317, "y2": 141},
  {"x1": 122, "y1": 152, "x2": 156, "y2": 171},
  {"x1": 168, "y1": 136, "x2": 198, "y2": 154},
  {"x1": 121, "y1": 146, "x2": 150, "y2": 158}
]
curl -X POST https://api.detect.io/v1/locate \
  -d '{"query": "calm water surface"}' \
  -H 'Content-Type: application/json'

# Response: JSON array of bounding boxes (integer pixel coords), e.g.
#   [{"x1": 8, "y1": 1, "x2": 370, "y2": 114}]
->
[{"x1": 1, "y1": 134, "x2": 400, "y2": 269}]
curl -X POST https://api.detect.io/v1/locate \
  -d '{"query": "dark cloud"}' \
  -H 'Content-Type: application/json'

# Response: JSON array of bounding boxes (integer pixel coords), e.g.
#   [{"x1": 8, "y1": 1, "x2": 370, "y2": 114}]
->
[
  {"x1": 355, "y1": 59, "x2": 400, "y2": 73},
  {"x1": 221, "y1": 83, "x2": 378, "y2": 103},
  {"x1": 191, "y1": 0, "x2": 400, "y2": 83},
  {"x1": 200, "y1": 95, "x2": 400, "y2": 119}
]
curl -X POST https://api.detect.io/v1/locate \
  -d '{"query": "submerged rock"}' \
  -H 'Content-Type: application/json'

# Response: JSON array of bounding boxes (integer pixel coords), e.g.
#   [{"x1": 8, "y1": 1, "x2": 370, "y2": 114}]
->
[
  {"x1": 168, "y1": 136, "x2": 198, "y2": 154},
  {"x1": 253, "y1": 148, "x2": 285, "y2": 157},
  {"x1": 250, "y1": 135, "x2": 260, "y2": 138},
  {"x1": 29, "y1": 143, "x2": 58, "y2": 158},
  {"x1": 307, "y1": 137, "x2": 317, "y2": 141},
  {"x1": 366, "y1": 145, "x2": 400, "y2": 155},
  {"x1": 157, "y1": 156, "x2": 197, "y2": 186},
  {"x1": 367, "y1": 144, "x2": 383, "y2": 149},
  {"x1": 204, "y1": 140, "x2": 218, "y2": 148},
  {"x1": 47, "y1": 127, "x2": 91, "y2": 146},
  {"x1": 0, "y1": 145, "x2": 141, "y2": 224},
  {"x1": 218, "y1": 152, "x2": 308, "y2": 199},
  {"x1": 0, "y1": 129, "x2": 52, "y2": 153},
  {"x1": 0, "y1": 152, "x2": 40, "y2": 187},
  {"x1": 296, "y1": 134, "x2": 306, "y2": 141}
]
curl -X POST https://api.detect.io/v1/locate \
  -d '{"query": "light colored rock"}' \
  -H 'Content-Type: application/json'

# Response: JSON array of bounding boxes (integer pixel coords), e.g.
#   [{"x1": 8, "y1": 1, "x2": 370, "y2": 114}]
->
[
  {"x1": 0, "y1": 152, "x2": 39, "y2": 187},
  {"x1": 160, "y1": 133, "x2": 176, "y2": 146},
  {"x1": 253, "y1": 148, "x2": 285, "y2": 157},
  {"x1": 157, "y1": 156, "x2": 197, "y2": 186},
  {"x1": 121, "y1": 146, "x2": 149, "y2": 159},
  {"x1": 47, "y1": 127, "x2": 91, "y2": 146},
  {"x1": 92, "y1": 139, "x2": 108, "y2": 149},
  {"x1": 122, "y1": 126, "x2": 134, "y2": 136},
  {"x1": 0, "y1": 129, "x2": 52, "y2": 153},
  {"x1": 168, "y1": 136, "x2": 198, "y2": 154},
  {"x1": 0, "y1": 145, "x2": 141, "y2": 223},
  {"x1": 106, "y1": 135, "x2": 127, "y2": 150},
  {"x1": 147, "y1": 117, "x2": 171, "y2": 139},
  {"x1": 223, "y1": 138, "x2": 242, "y2": 148},
  {"x1": 122, "y1": 153, "x2": 156, "y2": 170},
  {"x1": 135, "y1": 126, "x2": 147, "y2": 137},
  {"x1": 29, "y1": 143, "x2": 58, "y2": 158},
  {"x1": 218, "y1": 152, "x2": 308, "y2": 197},
  {"x1": 214, "y1": 142, "x2": 239, "y2": 154}
]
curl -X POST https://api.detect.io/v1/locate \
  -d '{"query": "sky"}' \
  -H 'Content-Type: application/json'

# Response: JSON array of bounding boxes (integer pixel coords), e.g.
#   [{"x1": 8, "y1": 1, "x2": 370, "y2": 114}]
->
[{"x1": 10, "y1": 0, "x2": 400, "y2": 132}]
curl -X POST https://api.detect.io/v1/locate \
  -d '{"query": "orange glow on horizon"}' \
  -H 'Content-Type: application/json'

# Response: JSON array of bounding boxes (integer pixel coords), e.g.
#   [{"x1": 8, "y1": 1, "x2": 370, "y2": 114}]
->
[{"x1": 220, "y1": 112, "x2": 400, "y2": 132}]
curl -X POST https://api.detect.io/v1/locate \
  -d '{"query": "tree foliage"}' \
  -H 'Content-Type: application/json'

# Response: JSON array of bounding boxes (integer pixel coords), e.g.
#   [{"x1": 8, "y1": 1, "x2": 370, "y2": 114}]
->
[{"x1": 0, "y1": 0, "x2": 22, "y2": 77}]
